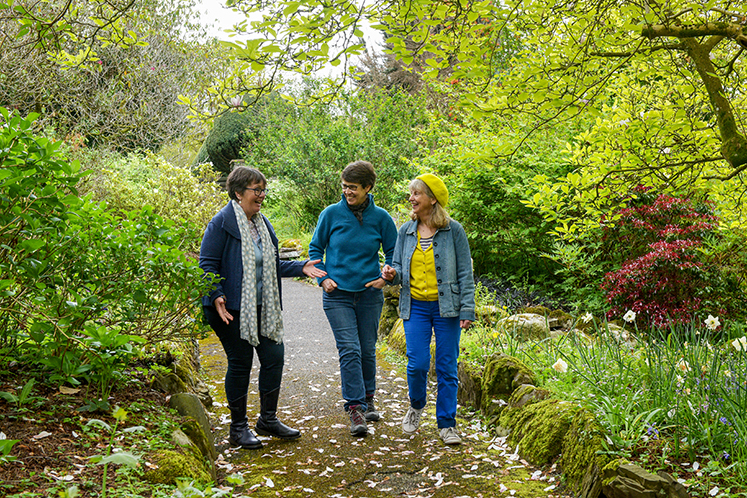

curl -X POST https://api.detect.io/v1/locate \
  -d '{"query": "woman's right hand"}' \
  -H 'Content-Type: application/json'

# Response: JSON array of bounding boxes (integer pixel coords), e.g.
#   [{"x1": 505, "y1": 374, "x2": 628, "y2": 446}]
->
[
  {"x1": 321, "y1": 278, "x2": 338, "y2": 293},
  {"x1": 381, "y1": 264, "x2": 397, "y2": 281},
  {"x1": 213, "y1": 296, "x2": 234, "y2": 325}
]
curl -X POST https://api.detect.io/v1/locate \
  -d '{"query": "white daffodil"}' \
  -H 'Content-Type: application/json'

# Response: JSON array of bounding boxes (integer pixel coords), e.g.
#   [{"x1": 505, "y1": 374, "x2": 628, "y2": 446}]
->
[
  {"x1": 704, "y1": 315, "x2": 720, "y2": 331},
  {"x1": 623, "y1": 310, "x2": 636, "y2": 323},
  {"x1": 731, "y1": 336, "x2": 747, "y2": 352},
  {"x1": 676, "y1": 359, "x2": 690, "y2": 372},
  {"x1": 552, "y1": 358, "x2": 568, "y2": 373},
  {"x1": 581, "y1": 312, "x2": 593, "y2": 323}
]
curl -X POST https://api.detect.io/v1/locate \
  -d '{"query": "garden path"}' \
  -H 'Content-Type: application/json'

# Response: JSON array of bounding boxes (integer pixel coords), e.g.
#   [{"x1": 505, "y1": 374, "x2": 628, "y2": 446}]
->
[{"x1": 199, "y1": 279, "x2": 572, "y2": 498}]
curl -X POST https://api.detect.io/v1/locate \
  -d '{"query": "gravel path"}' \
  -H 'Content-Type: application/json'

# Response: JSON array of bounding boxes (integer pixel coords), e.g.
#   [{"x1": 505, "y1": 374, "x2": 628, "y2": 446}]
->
[{"x1": 199, "y1": 278, "x2": 572, "y2": 498}]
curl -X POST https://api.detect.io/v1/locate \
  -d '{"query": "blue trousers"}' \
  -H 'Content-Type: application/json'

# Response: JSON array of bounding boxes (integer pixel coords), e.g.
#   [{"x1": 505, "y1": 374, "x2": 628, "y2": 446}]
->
[
  {"x1": 323, "y1": 287, "x2": 384, "y2": 412},
  {"x1": 204, "y1": 305, "x2": 284, "y2": 403},
  {"x1": 403, "y1": 299, "x2": 461, "y2": 428}
]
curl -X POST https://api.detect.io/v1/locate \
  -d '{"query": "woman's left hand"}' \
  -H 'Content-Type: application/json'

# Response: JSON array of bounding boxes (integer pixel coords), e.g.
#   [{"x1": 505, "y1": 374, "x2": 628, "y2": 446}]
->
[
  {"x1": 303, "y1": 259, "x2": 327, "y2": 278},
  {"x1": 460, "y1": 319, "x2": 472, "y2": 330},
  {"x1": 364, "y1": 277, "x2": 386, "y2": 289}
]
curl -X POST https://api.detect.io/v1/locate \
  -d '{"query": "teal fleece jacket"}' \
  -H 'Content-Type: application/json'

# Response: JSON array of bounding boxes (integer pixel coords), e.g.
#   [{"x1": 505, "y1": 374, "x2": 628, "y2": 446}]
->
[{"x1": 309, "y1": 194, "x2": 397, "y2": 292}]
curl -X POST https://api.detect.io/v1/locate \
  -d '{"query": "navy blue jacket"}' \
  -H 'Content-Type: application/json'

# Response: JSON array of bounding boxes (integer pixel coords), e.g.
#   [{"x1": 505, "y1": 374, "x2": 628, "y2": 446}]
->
[{"x1": 199, "y1": 201, "x2": 306, "y2": 310}]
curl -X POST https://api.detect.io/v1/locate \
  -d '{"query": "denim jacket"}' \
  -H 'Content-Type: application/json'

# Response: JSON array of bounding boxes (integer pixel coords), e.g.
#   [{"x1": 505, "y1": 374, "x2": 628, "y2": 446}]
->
[{"x1": 390, "y1": 219, "x2": 475, "y2": 321}]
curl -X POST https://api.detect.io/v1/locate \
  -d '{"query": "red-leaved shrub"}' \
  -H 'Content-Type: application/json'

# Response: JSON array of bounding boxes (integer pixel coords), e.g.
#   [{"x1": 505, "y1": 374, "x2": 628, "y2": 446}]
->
[{"x1": 601, "y1": 186, "x2": 719, "y2": 328}]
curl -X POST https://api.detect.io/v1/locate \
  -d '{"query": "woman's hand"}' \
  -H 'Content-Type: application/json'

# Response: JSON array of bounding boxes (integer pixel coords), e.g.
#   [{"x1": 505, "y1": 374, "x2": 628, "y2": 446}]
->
[
  {"x1": 364, "y1": 277, "x2": 386, "y2": 289},
  {"x1": 303, "y1": 259, "x2": 327, "y2": 278},
  {"x1": 214, "y1": 296, "x2": 234, "y2": 325},
  {"x1": 381, "y1": 264, "x2": 396, "y2": 281},
  {"x1": 460, "y1": 319, "x2": 472, "y2": 330},
  {"x1": 321, "y1": 278, "x2": 338, "y2": 293}
]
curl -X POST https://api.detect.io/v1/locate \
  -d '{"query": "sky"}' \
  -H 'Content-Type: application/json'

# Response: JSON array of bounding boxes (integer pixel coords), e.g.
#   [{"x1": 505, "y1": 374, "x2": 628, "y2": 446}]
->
[{"x1": 197, "y1": 0, "x2": 384, "y2": 51}]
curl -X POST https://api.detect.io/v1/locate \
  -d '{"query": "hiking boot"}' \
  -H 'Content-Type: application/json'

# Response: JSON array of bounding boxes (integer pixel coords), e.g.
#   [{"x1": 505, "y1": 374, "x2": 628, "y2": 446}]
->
[
  {"x1": 439, "y1": 426, "x2": 462, "y2": 445},
  {"x1": 348, "y1": 405, "x2": 368, "y2": 437},
  {"x1": 364, "y1": 395, "x2": 380, "y2": 422},
  {"x1": 401, "y1": 406, "x2": 424, "y2": 435}
]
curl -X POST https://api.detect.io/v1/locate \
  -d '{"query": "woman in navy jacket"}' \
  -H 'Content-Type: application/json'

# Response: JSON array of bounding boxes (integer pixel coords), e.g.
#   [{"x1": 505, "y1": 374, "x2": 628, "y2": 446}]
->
[{"x1": 200, "y1": 166, "x2": 325, "y2": 450}]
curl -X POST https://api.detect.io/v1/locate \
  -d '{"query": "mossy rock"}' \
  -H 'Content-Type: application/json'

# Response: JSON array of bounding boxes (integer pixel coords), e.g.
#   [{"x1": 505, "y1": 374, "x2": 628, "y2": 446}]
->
[
  {"x1": 386, "y1": 319, "x2": 406, "y2": 354},
  {"x1": 280, "y1": 239, "x2": 303, "y2": 249},
  {"x1": 547, "y1": 310, "x2": 573, "y2": 329},
  {"x1": 151, "y1": 370, "x2": 188, "y2": 395},
  {"x1": 142, "y1": 449, "x2": 211, "y2": 485},
  {"x1": 499, "y1": 398, "x2": 581, "y2": 466},
  {"x1": 497, "y1": 314, "x2": 550, "y2": 341},
  {"x1": 378, "y1": 288, "x2": 400, "y2": 339},
  {"x1": 519, "y1": 305, "x2": 551, "y2": 316},
  {"x1": 480, "y1": 353, "x2": 536, "y2": 415},
  {"x1": 559, "y1": 407, "x2": 611, "y2": 494},
  {"x1": 181, "y1": 417, "x2": 218, "y2": 463},
  {"x1": 507, "y1": 384, "x2": 551, "y2": 409},
  {"x1": 457, "y1": 360, "x2": 483, "y2": 410}
]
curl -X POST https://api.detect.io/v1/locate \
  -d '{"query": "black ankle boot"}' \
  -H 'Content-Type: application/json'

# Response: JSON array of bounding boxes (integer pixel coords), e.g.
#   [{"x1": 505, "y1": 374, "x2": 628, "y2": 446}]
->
[
  {"x1": 255, "y1": 388, "x2": 301, "y2": 440},
  {"x1": 227, "y1": 395, "x2": 262, "y2": 449}
]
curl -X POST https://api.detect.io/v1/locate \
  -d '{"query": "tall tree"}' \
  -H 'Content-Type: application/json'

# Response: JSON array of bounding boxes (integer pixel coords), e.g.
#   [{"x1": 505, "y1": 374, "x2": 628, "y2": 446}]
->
[{"x1": 219, "y1": 0, "x2": 746, "y2": 181}]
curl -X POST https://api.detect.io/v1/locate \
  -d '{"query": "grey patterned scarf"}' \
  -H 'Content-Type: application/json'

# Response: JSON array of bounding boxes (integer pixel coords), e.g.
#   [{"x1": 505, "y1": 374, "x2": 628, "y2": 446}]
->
[{"x1": 232, "y1": 200, "x2": 284, "y2": 346}]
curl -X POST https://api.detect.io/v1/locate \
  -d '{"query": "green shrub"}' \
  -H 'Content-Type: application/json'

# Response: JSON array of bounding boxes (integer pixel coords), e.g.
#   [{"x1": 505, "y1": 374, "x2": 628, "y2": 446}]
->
[
  {"x1": 79, "y1": 152, "x2": 226, "y2": 252},
  {"x1": 0, "y1": 108, "x2": 212, "y2": 393}
]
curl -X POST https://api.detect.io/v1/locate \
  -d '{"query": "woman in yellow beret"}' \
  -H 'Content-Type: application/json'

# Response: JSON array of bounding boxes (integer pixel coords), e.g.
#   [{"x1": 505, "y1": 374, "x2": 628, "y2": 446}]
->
[{"x1": 382, "y1": 173, "x2": 475, "y2": 445}]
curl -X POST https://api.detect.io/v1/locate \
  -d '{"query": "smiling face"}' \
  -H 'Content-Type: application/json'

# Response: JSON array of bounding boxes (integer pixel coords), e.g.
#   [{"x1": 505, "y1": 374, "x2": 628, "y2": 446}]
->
[
  {"x1": 409, "y1": 187, "x2": 436, "y2": 220},
  {"x1": 235, "y1": 181, "x2": 267, "y2": 218},
  {"x1": 342, "y1": 181, "x2": 371, "y2": 207}
]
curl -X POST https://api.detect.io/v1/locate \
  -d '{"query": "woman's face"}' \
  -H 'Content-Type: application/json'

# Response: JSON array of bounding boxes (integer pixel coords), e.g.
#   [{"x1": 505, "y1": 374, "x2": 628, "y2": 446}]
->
[
  {"x1": 235, "y1": 181, "x2": 267, "y2": 218},
  {"x1": 342, "y1": 181, "x2": 371, "y2": 207},
  {"x1": 409, "y1": 188, "x2": 436, "y2": 219}
]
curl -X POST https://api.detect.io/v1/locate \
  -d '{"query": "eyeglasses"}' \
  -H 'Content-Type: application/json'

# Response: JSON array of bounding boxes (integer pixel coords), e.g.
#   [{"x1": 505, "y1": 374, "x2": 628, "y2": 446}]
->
[
  {"x1": 244, "y1": 187, "x2": 268, "y2": 196},
  {"x1": 341, "y1": 184, "x2": 360, "y2": 192}
]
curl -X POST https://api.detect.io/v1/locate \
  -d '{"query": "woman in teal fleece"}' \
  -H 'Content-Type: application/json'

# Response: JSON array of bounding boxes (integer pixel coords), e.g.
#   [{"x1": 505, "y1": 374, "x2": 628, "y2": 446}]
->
[{"x1": 309, "y1": 160, "x2": 398, "y2": 437}]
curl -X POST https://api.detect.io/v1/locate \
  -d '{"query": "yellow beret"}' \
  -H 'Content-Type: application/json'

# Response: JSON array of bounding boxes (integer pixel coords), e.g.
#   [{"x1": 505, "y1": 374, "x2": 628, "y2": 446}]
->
[{"x1": 416, "y1": 173, "x2": 449, "y2": 207}]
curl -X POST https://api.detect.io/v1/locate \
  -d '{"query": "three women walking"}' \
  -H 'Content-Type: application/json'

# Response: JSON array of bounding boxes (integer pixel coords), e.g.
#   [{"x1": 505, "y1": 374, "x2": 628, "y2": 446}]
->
[{"x1": 200, "y1": 163, "x2": 474, "y2": 447}]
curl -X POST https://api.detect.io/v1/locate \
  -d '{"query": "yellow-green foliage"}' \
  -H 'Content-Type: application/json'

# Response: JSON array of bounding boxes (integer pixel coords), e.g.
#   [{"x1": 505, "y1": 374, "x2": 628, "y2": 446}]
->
[
  {"x1": 559, "y1": 408, "x2": 611, "y2": 493},
  {"x1": 142, "y1": 449, "x2": 211, "y2": 485},
  {"x1": 499, "y1": 398, "x2": 580, "y2": 466},
  {"x1": 80, "y1": 153, "x2": 226, "y2": 250}
]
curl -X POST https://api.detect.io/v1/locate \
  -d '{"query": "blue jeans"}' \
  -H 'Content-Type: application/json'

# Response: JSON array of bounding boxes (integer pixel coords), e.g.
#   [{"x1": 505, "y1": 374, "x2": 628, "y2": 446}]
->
[
  {"x1": 323, "y1": 287, "x2": 384, "y2": 411},
  {"x1": 403, "y1": 299, "x2": 461, "y2": 428},
  {"x1": 204, "y1": 306, "x2": 284, "y2": 403}
]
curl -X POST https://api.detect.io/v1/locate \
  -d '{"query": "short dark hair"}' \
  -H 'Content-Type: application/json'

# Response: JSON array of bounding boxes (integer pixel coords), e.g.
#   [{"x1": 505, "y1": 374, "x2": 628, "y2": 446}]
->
[
  {"x1": 226, "y1": 166, "x2": 266, "y2": 201},
  {"x1": 341, "y1": 160, "x2": 376, "y2": 188}
]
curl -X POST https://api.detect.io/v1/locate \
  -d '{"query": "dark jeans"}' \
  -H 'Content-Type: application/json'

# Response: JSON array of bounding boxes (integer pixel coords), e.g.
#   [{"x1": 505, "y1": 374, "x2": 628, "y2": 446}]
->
[
  {"x1": 322, "y1": 287, "x2": 384, "y2": 411},
  {"x1": 204, "y1": 305, "x2": 284, "y2": 403}
]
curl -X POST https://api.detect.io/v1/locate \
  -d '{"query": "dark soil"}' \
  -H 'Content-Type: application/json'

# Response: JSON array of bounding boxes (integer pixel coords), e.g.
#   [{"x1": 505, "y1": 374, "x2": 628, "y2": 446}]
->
[{"x1": 0, "y1": 366, "x2": 174, "y2": 497}]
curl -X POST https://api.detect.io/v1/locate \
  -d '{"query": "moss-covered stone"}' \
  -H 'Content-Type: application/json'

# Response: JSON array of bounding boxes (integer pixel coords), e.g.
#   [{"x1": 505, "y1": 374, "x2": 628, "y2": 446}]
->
[
  {"x1": 480, "y1": 353, "x2": 536, "y2": 416},
  {"x1": 378, "y1": 286, "x2": 401, "y2": 339},
  {"x1": 386, "y1": 319, "x2": 406, "y2": 354},
  {"x1": 457, "y1": 360, "x2": 483, "y2": 410},
  {"x1": 559, "y1": 407, "x2": 611, "y2": 494},
  {"x1": 499, "y1": 398, "x2": 580, "y2": 466},
  {"x1": 519, "y1": 305, "x2": 551, "y2": 316},
  {"x1": 142, "y1": 449, "x2": 211, "y2": 485},
  {"x1": 181, "y1": 417, "x2": 218, "y2": 464},
  {"x1": 497, "y1": 314, "x2": 550, "y2": 341},
  {"x1": 508, "y1": 384, "x2": 551, "y2": 409}
]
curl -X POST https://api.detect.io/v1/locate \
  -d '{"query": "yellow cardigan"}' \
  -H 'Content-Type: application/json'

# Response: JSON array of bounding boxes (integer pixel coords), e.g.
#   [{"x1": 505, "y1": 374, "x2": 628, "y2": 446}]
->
[{"x1": 409, "y1": 231, "x2": 439, "y2": 301}]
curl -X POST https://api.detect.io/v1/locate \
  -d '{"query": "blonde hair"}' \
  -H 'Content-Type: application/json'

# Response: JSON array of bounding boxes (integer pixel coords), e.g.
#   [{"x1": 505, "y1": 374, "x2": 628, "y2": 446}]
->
[{"x1": 409, "y1": 178, "x2": 450, "y2": 229}]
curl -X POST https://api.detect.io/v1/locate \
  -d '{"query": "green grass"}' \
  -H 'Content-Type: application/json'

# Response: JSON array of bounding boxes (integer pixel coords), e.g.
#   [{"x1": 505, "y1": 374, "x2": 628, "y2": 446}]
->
[{"x1": 461, "y1": 307, "x2": 747, "y2": 496}]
